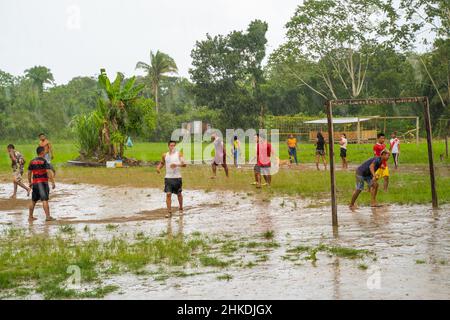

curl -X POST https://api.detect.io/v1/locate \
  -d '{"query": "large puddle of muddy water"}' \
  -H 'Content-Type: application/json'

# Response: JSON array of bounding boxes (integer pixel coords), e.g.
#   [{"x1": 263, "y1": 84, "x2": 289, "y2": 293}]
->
[{"x1": 0, "y1": 182, "x2": 448, "y2": 299}]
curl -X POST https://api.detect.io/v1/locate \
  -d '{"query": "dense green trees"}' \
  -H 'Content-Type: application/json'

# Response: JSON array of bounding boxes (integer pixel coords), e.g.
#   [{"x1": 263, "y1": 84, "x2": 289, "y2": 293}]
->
[
  {"x1": 0, "y1": 0, "x2": 448, "y2": 144},
  {"x1": 189, "y1": 20, "x2": 268, "y2": 130}
]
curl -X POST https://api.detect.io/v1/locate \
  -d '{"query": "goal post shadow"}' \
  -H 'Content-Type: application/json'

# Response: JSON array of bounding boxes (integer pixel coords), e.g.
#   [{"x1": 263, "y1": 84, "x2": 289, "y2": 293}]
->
[{"x1": 325, "y1": 97, "x2": 438, "y2": 227}]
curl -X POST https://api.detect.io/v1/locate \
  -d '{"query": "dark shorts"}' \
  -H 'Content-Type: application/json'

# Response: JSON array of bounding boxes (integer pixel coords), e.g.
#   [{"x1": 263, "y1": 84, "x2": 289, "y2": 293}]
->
[
  {"x1": 164, "y1": 178, "x2": 182, "y2": 195},
  {"x1": 32, "y1": 182, "x2": 50, "y2": 202},
  {"x1": 254, "y1": 164, "x2": 271, "y2": 175},
  {"x1": 340, "y1": 148, "x2": 347, "y2": 158},
  {"x1": 316, "y1": 149, "x2": 325, "y2": 156}
]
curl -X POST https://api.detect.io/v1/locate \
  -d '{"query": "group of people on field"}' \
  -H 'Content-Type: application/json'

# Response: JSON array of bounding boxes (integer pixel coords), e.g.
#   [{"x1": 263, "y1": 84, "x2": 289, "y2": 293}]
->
[
  {"x1": 157, "y1": 132, "x2": 275, "y2": 217},
  {"x1": 283, "y1": 131, "x2": 401, "y2": 208},
  {"x1": 6, "y1": 130, "x2": 402, "y2": 221},
  {"x1": 6, "y1": 134, "x2": 56, "y2": 221}
]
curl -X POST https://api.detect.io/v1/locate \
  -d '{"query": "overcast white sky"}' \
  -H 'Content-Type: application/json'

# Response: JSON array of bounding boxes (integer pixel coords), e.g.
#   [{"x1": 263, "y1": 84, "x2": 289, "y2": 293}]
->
[{"x1": 0, "y1": 0, "x2": 301, "y2": 84}]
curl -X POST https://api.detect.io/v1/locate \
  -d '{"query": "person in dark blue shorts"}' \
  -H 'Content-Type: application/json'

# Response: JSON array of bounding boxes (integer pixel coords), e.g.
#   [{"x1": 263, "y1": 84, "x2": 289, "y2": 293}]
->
[{"x1": 350, "y1": 150, "x2": 390, "y2": 209}]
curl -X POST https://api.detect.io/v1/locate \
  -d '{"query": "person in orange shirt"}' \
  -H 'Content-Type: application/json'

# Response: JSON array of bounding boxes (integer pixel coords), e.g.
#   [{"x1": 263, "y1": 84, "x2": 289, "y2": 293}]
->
[{"x1": 287, "y1": 134, "x2": 298, "y2": 165}]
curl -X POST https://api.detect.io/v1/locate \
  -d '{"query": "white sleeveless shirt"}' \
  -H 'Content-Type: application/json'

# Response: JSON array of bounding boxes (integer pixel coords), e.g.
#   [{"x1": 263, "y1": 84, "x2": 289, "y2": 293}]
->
[{"x1": 165, "y1": 151, "x2": 182, "y2": 179}]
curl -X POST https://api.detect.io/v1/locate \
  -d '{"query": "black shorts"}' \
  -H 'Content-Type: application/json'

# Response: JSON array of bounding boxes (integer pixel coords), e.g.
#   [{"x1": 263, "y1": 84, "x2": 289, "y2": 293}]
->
[
  {"x1": 340, "y1": 148, "x2": 347, "y2": 158},
  {"x1": 316, "y1": 149, "x2": 325, "y2": 156},
  {"x1": 164, "y1": 178, "x2": 182, "y2": 195},
  {"x1": 32, "y1": 182, "x2": 50, "y2": 202}
]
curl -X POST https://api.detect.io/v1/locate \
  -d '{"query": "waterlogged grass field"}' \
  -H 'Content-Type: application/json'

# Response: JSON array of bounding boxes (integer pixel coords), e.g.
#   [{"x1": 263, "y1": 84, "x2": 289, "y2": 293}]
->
[
  {"x1": 0, "y1": 141, "x2": 449, "y2": 206},
  {"x1": 0, "y1": 141, "x2": 448, "y2": 299},
  {"x1": 0, "y1": 227, "x2": 376, "y2": 299},
  {"x1": 0, "y1": 140, "x2": 449, "y2": 171}
]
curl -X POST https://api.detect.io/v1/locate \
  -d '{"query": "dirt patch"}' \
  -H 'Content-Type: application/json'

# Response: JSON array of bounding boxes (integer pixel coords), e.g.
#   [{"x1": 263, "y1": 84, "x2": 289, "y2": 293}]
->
[{"x1": 0, "y1": 198, "x2": 29, "y2": 211}]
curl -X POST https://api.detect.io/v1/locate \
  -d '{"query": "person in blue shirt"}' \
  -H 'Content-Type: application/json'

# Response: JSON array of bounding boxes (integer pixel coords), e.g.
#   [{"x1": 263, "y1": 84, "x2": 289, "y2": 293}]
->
[{"x1": 350, "y1": 150, "x2": 390, "y2": 209}]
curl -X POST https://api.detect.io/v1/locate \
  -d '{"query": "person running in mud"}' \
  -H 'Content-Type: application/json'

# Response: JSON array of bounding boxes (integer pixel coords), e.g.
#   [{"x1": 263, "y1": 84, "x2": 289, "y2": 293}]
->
[
  {"x1": 339, "y1": 133, "x2": 348, "y2": 169},
  {"x1": 350, "y1": 150, "x2": 390, "y2": 209},
  {"x1": 231, "y1": 135, "x2": 241, "y2": 168},
  {"x1": 156, "y1": 140, "x2": 186, "y2": 218},
  {"x1": 373, "y1": 132, "x2": 389, "y2": 191},
  {"x1": 211, "y1": 132, "x2": 229, "y2": 178},
  {"x1": 389, "y1": 131, "x2": 400, "y2": 169},
  {"x1": 315, "y1": 131, "x2": 327, "y2": 170},
  {"x1": 287, "y1": 134, "x2": 298, "y2": 165},
  {"x1": 28, "y1": 146, "x2": 56, "y2": 222},
  {"x1": 7, "y1": 144, "x2": 31, "y2": 198},
  {"x1": 253, "y1": 133, "x2": 274, "y2": 188}
]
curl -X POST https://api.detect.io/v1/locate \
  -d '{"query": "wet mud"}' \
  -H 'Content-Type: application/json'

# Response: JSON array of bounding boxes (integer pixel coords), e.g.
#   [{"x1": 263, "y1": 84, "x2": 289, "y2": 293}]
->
[{"x1": 0, "y1": 182, "x2": 448, "y2": 299}]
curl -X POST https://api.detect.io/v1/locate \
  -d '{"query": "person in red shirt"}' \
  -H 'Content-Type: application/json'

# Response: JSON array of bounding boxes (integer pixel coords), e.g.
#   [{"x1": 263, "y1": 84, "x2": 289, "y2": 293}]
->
[
  {"x1": 28, "y1": 146, "x2": 56, "y2": 222},
  {"x1": 253, "y1": 133, "x2": 275, "y2": 188},
  {"x1": 373, "y1": 132, "x2": 389, "y2": 191}
]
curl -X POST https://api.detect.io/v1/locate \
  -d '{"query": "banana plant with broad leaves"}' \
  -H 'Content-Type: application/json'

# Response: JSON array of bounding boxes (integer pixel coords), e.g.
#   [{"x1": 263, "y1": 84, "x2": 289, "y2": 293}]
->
[{"x1": 97, "y1": 69, "x2": 146, "y2": 159}]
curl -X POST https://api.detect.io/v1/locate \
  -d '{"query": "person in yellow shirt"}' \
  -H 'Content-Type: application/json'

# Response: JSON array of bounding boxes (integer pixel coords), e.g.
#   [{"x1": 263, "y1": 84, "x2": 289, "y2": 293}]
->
[{"x1": 287, "y1": 134, "x2": 298, "y2": 165}]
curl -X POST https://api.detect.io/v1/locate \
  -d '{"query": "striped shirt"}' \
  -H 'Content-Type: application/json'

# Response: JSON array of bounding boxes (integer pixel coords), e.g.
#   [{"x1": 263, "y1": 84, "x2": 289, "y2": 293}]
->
[{"x1": 28, "y1": 157, "x2": 51, "y2": 184}]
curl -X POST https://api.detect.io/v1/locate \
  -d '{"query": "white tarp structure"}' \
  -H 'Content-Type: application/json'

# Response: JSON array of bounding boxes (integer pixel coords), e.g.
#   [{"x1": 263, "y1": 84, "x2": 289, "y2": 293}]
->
[{"x1": 303, "y1": 117, "x2": 377, "y2": 124}]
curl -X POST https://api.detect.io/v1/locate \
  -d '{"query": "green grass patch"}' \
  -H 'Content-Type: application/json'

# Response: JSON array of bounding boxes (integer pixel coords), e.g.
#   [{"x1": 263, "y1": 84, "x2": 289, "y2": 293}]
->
[{"x1": 0, "y1": 229, "x2": 253, "y2": 299}]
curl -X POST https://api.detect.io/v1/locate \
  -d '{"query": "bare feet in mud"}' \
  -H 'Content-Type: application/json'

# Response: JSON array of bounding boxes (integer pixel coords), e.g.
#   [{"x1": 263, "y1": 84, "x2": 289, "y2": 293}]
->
[
  {"x1": 28, "y1": 216, "x2": 37, "y2": 222},
  {"x1": 45, "y1": 216, "x2": 56, "y2": 222},
  {"x1": 165, "y1": 211, "x2": 172, "y2": 218},
  {"x1": 349, "y1": 205, "x2": 358, "y2": 211},
  {"x1": 9, "y1": 194, "x2": 16, "y2": 199}
]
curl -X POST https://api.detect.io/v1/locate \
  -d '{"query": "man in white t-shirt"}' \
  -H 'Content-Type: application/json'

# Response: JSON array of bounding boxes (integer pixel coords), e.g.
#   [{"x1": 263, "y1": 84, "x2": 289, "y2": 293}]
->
[
  {"x1": 339, "y1": 133, "x2": 348, "y2": 169},
  {"x1": 389, "y1": 132, "x2": 400, "y2": 169},
  {"x1": 156, "y1": 140, "x2": 186, "y2": 217}
]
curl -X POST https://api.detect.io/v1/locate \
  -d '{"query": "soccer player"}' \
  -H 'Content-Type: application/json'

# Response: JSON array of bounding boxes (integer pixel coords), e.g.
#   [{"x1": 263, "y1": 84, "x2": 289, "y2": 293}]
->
[
  {"x1": 7, "y1": 144, "x2": 31, "y2": 198},
  {"x1": 156, "y1": 140, "x2": 186, "y2": 218},
  {"x1": 373, "y1": 133, "x2": 389, "y2": 191},
  {"x1": 28, "y1": 146, "x2": 56, "y2": 222},
  {"x1": 253, "y1": 133, "x2": 274, "y2": 188},
  {"x1": 287, "y1": 134, "x2": 298, "y2": 165},
  {"x1": 339, "y1": 133, "x2": 348, "y2": 169},
  {"x1": 350, "y1": 150, "x2": 391, "y2": 209},
  {"x1": 315, "y1": 132, "x2": 327, "y2": 171},
  {"x1": 389, "y1": 132, "x2": 400, "y2": 169},
  {"x1": 210, "y1": 132, "x2": 229, "y2": 178}
]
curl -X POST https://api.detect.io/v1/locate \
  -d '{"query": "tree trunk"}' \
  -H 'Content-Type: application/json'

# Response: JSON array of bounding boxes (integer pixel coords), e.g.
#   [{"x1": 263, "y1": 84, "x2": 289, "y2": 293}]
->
[{"x1": 154, "y1": 84, "x2": 159, "y2": 114}]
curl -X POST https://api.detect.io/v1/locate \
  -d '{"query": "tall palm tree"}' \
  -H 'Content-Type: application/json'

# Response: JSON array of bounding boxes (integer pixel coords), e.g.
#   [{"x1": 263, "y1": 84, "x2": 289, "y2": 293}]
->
[
  {"x1": 135, "y1": 50, "x2": 178, "y2": 114},
  {"x1": 24, "y1": 66, "x2": 54, "y2": 93}
]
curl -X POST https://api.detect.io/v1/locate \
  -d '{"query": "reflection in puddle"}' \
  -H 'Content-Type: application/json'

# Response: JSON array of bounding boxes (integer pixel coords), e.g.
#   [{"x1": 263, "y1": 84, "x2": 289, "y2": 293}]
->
[{"x1": 0, "y1": 183, "x2": 448, "y2": 299}]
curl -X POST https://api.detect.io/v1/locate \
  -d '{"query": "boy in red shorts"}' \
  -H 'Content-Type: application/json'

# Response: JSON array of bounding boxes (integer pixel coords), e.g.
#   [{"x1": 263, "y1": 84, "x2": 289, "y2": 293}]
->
[{"x1": 373, "y1": 132, "x2": 389, "y2": 191}]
